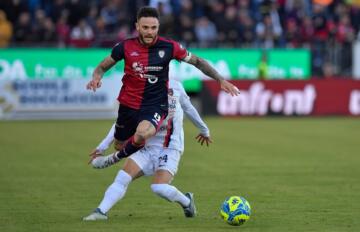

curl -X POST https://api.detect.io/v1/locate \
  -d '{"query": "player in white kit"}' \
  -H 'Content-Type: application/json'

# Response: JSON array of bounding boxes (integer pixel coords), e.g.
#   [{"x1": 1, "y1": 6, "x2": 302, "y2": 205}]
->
[{"x1": 83, "y1": 80, "x2": 211, "y2": 221}]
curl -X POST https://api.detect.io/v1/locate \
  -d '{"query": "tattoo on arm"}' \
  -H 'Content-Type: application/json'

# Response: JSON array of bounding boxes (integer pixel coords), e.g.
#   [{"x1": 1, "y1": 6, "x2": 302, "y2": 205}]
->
[
  {"x1": 186, "y1": 55, "x2": 224, "y2": 82},
  {"x1": 93, "y1": 56, "x2": 116, "y2": 79}
]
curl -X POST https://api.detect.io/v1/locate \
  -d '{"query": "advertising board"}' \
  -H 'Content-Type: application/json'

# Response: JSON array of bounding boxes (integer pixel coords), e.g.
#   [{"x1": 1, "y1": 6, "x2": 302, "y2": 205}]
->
[{"x1": 201, "y1": 80, "x2": 360, "y2": 116}]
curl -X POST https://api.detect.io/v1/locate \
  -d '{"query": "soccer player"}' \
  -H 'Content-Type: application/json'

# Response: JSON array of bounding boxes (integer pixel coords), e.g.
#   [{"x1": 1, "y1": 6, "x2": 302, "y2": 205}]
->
[
  {"x1": 86, "y1": 6, "x2": 239, "y2": 166},
  {"x1": 83, "y1": 80, "x2": 211, "y2": 220}
]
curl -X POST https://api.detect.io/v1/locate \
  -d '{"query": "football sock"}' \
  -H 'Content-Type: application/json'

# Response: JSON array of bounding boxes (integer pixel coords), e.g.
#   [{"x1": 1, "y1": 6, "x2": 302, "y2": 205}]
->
[
  {"x1": 151, "y1": 184, "x2": 190, "y2": 207},
  {"x1": 98, "y1": 170, "x2": 132, "y2": 213},
  {"x1": 116, "y1": 136, "x2": 144, "y2": 159}
]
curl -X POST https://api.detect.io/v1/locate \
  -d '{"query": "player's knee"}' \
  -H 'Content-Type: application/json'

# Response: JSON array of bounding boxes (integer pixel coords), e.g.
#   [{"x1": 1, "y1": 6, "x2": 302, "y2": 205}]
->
[
  {"x1": 134, "y1": 123, "x2": 156, "y2": 143},
  {"x1": 134, "y1": 131, "x2": 147, "y2": 144}
]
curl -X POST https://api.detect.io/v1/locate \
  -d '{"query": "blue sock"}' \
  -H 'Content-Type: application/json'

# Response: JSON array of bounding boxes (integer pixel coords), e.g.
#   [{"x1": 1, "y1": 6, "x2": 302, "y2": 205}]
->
[{"x1": 95, "y1": 208, "x2": 106, "y2": 215}]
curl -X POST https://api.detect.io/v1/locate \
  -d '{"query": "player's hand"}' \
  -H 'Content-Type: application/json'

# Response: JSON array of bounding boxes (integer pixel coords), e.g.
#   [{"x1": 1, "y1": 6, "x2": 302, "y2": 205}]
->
[
  {"x1": 88, "y1": 149, "x2": 103, "y2": 164},
  {"x1": 195, "y1": 134, "x2": 213, "y2": 146},
  {"x1": 220, "y1": 79, "x2": 240, "y2": 96},
  {"x1": 86, "y1": 77, "x2": 102, "y2": 92}
]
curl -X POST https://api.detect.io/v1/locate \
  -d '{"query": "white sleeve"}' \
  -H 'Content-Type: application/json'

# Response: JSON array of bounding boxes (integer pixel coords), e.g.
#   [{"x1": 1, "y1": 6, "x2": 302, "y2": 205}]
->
[
  {"x1": 96, "y1": 123, "x2": 115, "y2": 152},
  {"x1": 179, "y1": 87, "x2": 210, "y2": 137}
]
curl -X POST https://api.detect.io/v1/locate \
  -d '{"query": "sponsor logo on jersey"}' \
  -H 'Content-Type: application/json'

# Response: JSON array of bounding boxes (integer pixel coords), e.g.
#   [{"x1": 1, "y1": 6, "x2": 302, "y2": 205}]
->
[
  {"x1": 145, "y1": 66, "x2": 163, "y2": 71},
  {"x1": 143, "y1": 74, "x2": 158, "y2": 83},
  {"x1": 132, "y1": 62, "x2": 162, "y2": 83},
  {"x1": 132, "y1": 62, "x2": 144, "y2": 73}
]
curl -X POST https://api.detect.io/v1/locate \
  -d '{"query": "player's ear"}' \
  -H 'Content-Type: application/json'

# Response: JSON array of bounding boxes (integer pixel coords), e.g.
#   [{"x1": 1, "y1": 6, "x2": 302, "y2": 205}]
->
[{"x1": 135, "y1": 22, "x2": 139, "y2": 31}]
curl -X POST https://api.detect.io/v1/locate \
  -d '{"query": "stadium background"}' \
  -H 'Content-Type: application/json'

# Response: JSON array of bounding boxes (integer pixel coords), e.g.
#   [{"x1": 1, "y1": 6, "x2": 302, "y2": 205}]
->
[{"x1": 0, "y1": 1, "x2": 359, "y2": 232}]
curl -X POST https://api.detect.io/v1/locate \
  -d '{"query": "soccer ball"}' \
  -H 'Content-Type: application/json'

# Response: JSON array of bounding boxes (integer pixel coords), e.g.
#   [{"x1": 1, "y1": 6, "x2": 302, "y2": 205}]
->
[{"x1": 220, "y1": 196, "x2": 251, "y2": 226}]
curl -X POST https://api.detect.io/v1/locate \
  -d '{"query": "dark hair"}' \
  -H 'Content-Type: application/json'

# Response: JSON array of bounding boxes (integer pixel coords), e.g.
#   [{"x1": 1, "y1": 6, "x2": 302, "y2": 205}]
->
[{"x1": 137, "y1": 6, "x2": 159, "y2": 20}]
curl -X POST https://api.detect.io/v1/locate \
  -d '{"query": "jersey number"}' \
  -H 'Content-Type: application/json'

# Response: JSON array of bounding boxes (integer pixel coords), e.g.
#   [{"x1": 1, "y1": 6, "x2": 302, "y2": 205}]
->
[
  {"x1": 154, "y1": 113, "x2": 161, "y2": 122},
  {"x1": 159, "y1": 154, "x2": 168, "y2": 163}
]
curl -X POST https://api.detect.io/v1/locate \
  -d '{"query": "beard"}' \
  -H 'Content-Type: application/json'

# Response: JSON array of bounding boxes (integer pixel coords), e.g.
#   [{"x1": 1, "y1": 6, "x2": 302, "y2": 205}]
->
[{"x1": 139, "y1": 33, "x2": 156, "y2": 45}]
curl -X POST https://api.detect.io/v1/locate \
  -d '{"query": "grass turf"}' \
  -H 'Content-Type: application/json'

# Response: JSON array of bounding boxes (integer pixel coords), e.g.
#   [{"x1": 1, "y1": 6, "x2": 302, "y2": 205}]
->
[{"x1": 0, "y1": 117, "x2": 359, "y2": 232}]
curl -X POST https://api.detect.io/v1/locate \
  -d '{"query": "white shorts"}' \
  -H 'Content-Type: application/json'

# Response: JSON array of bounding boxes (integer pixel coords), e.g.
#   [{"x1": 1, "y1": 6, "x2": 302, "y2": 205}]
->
[{"x1": 129, "y1": 146, "x2": 182, "y2": 176}]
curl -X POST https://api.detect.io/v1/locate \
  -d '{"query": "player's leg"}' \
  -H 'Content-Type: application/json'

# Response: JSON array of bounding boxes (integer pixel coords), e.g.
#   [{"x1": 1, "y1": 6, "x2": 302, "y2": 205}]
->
[
  {"x1": 91, "y1": 122, "x2": 157, "y2": 169},
  {"x1": 110, "y1": 107, "x2": 139, "y2": 159},
  {"x1": 97, "y1": 159, "x2": 143, "y2": 213},
  {"x1": 151, "y1": 170, "x2": 196, "y2": 217},
  {"x1": 151, "y1": 170, "x2": 189, "y2": 205},
  {"x1": 91, "y1": 106, "x2": 138, "y2": 169},
  {"x1": 114, "y1": 139, "x2": 125, "y2": 151},
  {"x1": 92, "y1": 107, "x2": 167, "y2": 169},
  {"x1": 114, "y1": 120, "x2": 156, "y2": 159},
  {"x1": 114, "y1": 107, "x2": 167, "y2": 160},
  {"x1": 83, "y1": 159, "x2": 143, "y2": 221},
  {"x1": 84, "y1": 147, "x2": 153, "y2": 221},
  {"x1": 150, "y1": 149, "x2": 196, "y2": 217}
]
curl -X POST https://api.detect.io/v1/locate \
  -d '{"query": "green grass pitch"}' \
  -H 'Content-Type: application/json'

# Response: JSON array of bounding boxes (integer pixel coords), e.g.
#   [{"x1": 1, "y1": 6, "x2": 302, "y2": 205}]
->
[{"x1": 0, "y1": 117, "x2": 359, "y2": 232}]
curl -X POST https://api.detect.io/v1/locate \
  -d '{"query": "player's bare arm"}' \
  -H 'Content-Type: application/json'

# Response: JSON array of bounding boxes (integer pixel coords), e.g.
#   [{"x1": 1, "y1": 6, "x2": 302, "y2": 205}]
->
[
  {"x1": 186, "y1": 54, "x2": 240, "y2": 96},
  {"x1": 86, "y1": 56, "x2": 117, "y2": 92}
]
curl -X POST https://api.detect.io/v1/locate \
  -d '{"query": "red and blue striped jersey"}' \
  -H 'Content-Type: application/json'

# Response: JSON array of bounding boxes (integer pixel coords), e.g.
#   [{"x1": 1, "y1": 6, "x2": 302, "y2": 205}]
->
[{"x1": 111, "y1": 36, "x2": 190, "y2": 110}]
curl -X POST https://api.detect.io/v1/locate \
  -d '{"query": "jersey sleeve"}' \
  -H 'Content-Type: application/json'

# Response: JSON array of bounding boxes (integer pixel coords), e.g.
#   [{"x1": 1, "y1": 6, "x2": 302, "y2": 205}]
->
[
  {"x1": 178, "y1": 83, "x2": 210, "y2": 137},
  {"x1": 172, "y1": 41, "x2": 192, "y2": 62},
  {"x1": 111, "y1": 42, "x2": 125, "y2": 61},
  {"x1": 96, "y1": 123, "x2": 115, "y2": 152}
]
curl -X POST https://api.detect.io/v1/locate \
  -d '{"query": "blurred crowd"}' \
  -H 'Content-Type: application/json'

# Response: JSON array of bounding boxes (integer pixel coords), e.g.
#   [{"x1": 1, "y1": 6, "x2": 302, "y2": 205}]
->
[{"x1": 1, "y1": 0, "x2": 360, "y2": 76}]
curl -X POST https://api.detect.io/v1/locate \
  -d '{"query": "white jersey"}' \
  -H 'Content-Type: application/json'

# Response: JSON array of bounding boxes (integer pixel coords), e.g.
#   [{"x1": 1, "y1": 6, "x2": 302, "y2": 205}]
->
[{"x1": 96, "y1": 80, "x2": 209, "y2": 153}]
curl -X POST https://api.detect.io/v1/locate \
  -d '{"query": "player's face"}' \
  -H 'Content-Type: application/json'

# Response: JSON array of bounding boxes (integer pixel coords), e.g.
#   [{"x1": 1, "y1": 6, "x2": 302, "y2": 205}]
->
[{"x1": 136, "y1": 17, "x2": 159, "y2": 46}]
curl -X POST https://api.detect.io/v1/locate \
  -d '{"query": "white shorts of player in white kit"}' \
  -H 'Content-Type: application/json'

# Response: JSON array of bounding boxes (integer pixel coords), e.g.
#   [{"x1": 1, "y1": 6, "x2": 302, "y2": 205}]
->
[{"x1": 129, "y1": 146, "x2": 182, "y2": 176}]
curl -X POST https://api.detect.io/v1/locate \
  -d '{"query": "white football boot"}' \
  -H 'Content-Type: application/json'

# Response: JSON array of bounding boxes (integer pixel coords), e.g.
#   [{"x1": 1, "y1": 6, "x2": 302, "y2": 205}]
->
[
  {"x1": 91, "y1": 152, "x2": 120, "y2": 169},
  {"x1": 83, "y1": 208, "x2": 108, "y2": 221}
]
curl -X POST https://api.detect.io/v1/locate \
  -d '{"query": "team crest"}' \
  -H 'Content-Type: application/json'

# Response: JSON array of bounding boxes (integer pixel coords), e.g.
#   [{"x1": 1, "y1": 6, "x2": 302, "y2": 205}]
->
[{"x1": 158, "y1": 50, "x2": 165, "y2": 58}]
